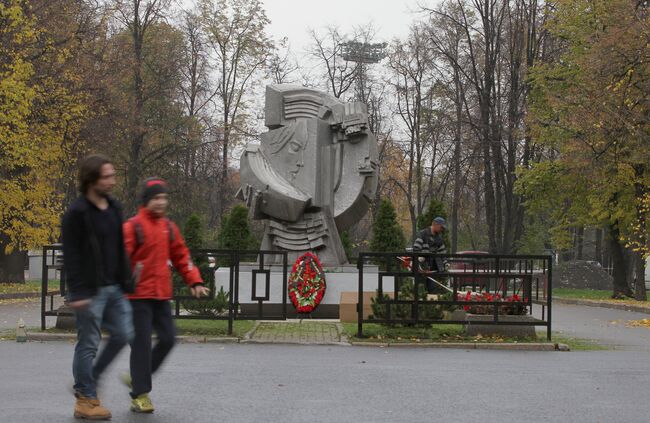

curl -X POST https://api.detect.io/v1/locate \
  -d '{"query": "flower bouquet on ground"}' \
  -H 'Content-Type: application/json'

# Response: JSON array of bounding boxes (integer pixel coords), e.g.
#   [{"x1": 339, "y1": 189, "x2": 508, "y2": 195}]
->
[
  {"x1": 288, "y1": 252, "x2": 326, "y2": 314},
  {"x1": 457, "y1": 291, "x2": 528, "y2": 315}
]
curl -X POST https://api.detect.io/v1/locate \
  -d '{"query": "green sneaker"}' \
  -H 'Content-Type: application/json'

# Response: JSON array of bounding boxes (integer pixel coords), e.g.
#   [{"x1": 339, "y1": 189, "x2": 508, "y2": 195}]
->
[
  {"x1": 130, "y1": 394, "x2": 154, "y2": 413},
  {"x1": 119, "y1": 373, "x2": 132, "y2": 390}
]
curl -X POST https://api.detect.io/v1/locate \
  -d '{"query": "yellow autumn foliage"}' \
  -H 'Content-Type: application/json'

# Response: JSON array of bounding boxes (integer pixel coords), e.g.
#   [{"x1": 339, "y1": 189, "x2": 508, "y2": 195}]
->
[
  {"x1": 524, "y1": 0, "x2": 650, "y2": 257},
  {"x1": 0, "y1": 0, "x2": 87, "y2": 254}
]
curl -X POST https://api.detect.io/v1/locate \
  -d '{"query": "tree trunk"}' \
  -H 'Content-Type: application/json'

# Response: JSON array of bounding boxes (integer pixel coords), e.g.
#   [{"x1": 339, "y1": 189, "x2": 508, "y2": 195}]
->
[
  {"x1": 451, "y1": 68, "x2": 463, "y2": 253},
  {"x1": 0, "y1": 236, "x2": 25, "y2": 283},
  {"x1": 608, "y1": 224, "x2": 632, "y2": 298},
  {"x1": 634, "y1": 251, "x2": 647, "y2": 301},
  {"x1": 575, "y1": 226, "x2": 584, "y2": 260},
  {"x1": 632, "y1": 165, "x2": 647, "y2": 300},
  {"x1": 595, "y1": 227, "x2": 603, "y2": 266},
  {"x1": 126, "y1": 8, "x2": 146, "y2": 215}
]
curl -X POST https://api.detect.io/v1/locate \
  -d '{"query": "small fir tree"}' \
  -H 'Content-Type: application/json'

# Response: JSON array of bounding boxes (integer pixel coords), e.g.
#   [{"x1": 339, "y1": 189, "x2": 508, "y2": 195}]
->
[
  {"x1": 184, "y1": 214, "x2": 204, "y2": 262},
  {"x1": 217, "y1": 205, "x2": 259, "y2": 250},
  {"x1": 370, "y1": 200, "x2": 406, "y2": 253},
  {"x1": 178, "y1": 214, "x2": 228, "y2": 316},
  {"x1": 417, "y1": 198, "x2": 447, "y2": 230}
]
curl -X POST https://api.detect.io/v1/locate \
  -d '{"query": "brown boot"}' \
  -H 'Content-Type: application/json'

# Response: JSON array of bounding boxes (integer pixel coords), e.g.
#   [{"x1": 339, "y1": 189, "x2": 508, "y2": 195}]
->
[{"x1": 74, "y1": 396, "x2": 112, "y2": 420}]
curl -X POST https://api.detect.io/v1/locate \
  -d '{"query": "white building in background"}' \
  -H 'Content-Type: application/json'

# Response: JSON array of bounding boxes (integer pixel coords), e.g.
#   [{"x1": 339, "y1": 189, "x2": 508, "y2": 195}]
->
[{"x1": 27, "y1": 248, "x2": 61, "y2": 281}]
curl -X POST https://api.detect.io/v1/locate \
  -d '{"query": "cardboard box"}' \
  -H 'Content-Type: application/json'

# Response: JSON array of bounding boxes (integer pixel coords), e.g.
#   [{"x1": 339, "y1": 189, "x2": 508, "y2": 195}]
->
[{"x1": 339, "y1": 291, "x2": 394, "y2": 323}]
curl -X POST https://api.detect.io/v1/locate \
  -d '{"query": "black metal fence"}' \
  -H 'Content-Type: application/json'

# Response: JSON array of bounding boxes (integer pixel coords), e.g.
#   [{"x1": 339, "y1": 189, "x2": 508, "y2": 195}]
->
[
  {"x1": 40, "y1": 246, "x2": 288, "y2": 335},
  {"x1": 172, "y1": 249, "x2": 289, "y2": 335},
  {"x1": 357, "y1": 252, "x2": 553, "y2": 340},
  {"x1": 40, "y1": 245, "x2": 66, "y2": 330}
]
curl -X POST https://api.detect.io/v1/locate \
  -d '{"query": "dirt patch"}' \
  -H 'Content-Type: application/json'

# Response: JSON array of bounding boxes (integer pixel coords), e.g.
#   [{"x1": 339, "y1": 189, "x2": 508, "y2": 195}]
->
[{"x1": 554, "y1": 260, "x2": 612, "y2": 290}]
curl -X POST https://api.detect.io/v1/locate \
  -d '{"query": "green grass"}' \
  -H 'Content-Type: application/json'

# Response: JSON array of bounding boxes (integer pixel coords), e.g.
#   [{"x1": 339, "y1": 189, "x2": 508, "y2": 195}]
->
[
  {"x1": 552, "y1": 288, "x2": 650, "y2": 308},
  {"x1": 547, "y1": 333, "x2": 607, "y2": 351},
  {"x1": 343, "y1": 323, "x2": 607, "y2": 350},
  {"x1": 553, "y1": 288, "x2": 612, "y2": 300},
  {"x1": 342, "y1": 323, "x2": 466, "y2": 342},
  {"x1": 38, "y1": 319, "x2": 255, "y2": 338},
  {"x1": 174, "y1": 319, "x2": 254, "y2": 338},
  {"x1": 2, "y1": 323, "x2": 608, "y2": 351},
  {"x1": 0, "y1": 280, "x2": 54, "y2": 295}
]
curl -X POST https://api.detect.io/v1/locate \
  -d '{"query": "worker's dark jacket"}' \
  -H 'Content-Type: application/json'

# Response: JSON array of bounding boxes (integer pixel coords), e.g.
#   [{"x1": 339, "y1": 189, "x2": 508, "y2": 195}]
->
[
  {"x1": 412, "y1": 227, "x2": 446, "y2": 272},
  {"x1": 61, "y1": 195, "x2": 133, "y2": 301}
]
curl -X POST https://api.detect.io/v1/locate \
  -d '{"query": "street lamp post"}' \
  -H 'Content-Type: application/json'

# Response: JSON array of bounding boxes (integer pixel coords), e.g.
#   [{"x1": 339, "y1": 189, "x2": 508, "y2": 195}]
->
[{"x1": 340, "y1": 41, "x2": 387, "y2": 103}]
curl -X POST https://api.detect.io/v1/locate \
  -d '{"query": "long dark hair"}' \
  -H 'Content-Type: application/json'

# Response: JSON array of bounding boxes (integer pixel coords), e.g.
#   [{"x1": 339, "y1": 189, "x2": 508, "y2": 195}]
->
[{"x1": 78, "y1": 154, "x2": 112, "y2": 194}]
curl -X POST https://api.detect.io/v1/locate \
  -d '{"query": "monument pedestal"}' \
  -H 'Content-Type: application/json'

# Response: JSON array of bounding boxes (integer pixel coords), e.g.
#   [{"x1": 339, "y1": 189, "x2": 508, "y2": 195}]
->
[{"x1": 214, "y1": 264, "x2": 391, "y2": 319}]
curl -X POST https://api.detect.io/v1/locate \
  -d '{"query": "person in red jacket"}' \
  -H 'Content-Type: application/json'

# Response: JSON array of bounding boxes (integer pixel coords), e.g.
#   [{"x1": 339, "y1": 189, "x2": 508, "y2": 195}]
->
[{"x1": 123, "y1": 178, "x2": 209, "y2": 413}]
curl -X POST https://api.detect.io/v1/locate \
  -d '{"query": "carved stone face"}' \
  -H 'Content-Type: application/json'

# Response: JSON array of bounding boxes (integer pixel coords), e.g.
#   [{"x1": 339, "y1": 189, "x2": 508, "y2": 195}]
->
[
  {"x1": 264, "y1": 119, "x2": 315, "y2": 191},
  {"x1": 284, "y1": 122, "x2": 307, "y2": 181}
]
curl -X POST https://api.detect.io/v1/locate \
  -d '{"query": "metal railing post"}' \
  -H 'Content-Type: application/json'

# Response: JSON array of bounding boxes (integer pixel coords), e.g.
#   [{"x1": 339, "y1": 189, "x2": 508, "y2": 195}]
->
[
  {"x1": 547, "y1": 257, "x2": 553, "y2": 341},
  {"x1": 357, "y1": 254, "x2": 364, "y2": 338},
  {"x1": 227, "y1": 251, "x2": 235, "y2": 335},
  {"x1": 282, "y1": 252, "x2": 288, "y2": 320},
  {"x1": 41, "y1": 246, "x2": 48, "y2": 331}
]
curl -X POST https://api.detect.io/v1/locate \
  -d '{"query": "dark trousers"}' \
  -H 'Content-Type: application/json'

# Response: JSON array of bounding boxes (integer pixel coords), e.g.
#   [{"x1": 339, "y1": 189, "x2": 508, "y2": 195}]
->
[{"x1": 129, "y1": 299, "x2": 176, "y2": 398}]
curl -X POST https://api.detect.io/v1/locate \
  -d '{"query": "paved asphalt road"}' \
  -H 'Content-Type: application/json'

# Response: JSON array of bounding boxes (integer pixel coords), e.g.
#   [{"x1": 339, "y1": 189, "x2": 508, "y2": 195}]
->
[
  {"x1": 533, "y1": 302, "x2": 650, "y2": 351},
  {"x1": 1, "y1": 299, "x2": 650, "y2": 422},
  {"x1": 1, "y1": 341, "x2": 649, "y2": 423}
]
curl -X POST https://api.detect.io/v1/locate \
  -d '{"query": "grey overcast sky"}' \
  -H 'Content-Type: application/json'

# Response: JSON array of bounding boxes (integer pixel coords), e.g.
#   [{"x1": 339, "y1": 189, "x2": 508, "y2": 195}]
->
[
  {"x1": 180, "y1": 0, "x2": 427, "y2": 54},
  {"x1": 262, "y1": 0, "x2": 422, "y2": 52}
]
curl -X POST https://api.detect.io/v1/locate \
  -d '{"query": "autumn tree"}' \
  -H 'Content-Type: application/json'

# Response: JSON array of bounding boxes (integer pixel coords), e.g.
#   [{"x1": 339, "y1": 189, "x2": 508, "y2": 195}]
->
[
  {"x1": 307, "y1": 26, "x2": 358, "y2": 99},
  {"x1": 111, "y1": 0, "x2": 173, "y2": 213},
  {"x1": 199, "y1": 0, "x2": 273, "y2": 219},
  {"x1": 267, "y1": 37, "x2": 300, "y2": 85},
  {"x1": 386, "y1": 24, "x2": 435, "y2": 239},
  {"x1": 523, "y1": 0, "x2": 649, "y2": 299},
  {"x1": 0, "y1": 0, "x2": 92, "y2": 282},
  {"x1": 420, "y1": 0, "x2": 549, "y2": 254},
  {"x1": 424, "y1": 2, "x2": 472, "y2": 253},
  {"x1": 171, "y1": 9, "x2": 220, "y2": 223}
]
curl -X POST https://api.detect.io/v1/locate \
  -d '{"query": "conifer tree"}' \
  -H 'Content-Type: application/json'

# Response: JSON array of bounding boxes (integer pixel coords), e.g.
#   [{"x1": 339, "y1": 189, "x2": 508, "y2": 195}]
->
[
  {"x1": 184, "y1": 214, "x2": 203, "y2": 254},
  {"x1": 217, "y1": 205, "x2": 258, "y2": 250},
  {"x1": 370, "y1": 200, "x2": 406, "y2": 253},
  {"x1": 417, "y1": 198, "x2": 447, "y2": 230}
]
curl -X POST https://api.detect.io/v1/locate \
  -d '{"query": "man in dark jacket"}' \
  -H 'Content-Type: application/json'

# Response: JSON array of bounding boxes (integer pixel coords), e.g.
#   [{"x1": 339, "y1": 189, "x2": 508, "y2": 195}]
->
[
  {"x1": 62, "y1": 154, "x2": 134, "y2": 421},
  {"x1": 412, "y1": 216, "x2": 447, "y2": 293}
]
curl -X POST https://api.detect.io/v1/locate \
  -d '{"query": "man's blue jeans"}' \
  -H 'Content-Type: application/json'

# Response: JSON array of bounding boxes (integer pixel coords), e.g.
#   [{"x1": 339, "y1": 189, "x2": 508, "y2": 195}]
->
[{"x1": 72, "y1": 285, "x2": 134, "y2": 398}]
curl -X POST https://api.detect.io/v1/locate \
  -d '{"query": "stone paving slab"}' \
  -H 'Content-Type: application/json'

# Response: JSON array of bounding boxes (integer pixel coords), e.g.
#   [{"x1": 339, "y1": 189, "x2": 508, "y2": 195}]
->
[{"x1": 247, "y1": 321, "x2": 341, "y2": 344}]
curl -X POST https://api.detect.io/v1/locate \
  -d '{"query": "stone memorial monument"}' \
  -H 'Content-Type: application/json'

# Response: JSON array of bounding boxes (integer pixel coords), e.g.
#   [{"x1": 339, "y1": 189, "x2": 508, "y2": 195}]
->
[{"x1": 237, "y1": 84, "x2": 378, "y2": 265}]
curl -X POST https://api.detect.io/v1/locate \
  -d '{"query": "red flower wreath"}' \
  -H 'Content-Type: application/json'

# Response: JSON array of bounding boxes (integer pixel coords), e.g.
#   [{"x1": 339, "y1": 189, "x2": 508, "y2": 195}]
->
[{"x1": 288, "y1": 252, "x2": 326, "y2": 313}]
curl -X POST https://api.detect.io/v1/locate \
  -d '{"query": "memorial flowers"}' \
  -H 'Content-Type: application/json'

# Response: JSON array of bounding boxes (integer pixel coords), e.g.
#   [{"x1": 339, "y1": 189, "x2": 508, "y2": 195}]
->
[
  {"x1": 288, "y1": 252, "x2": 326, "y2": 313},
  {"x1": 457, "y1": 291, "x2": 528, "y2": 315}
]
